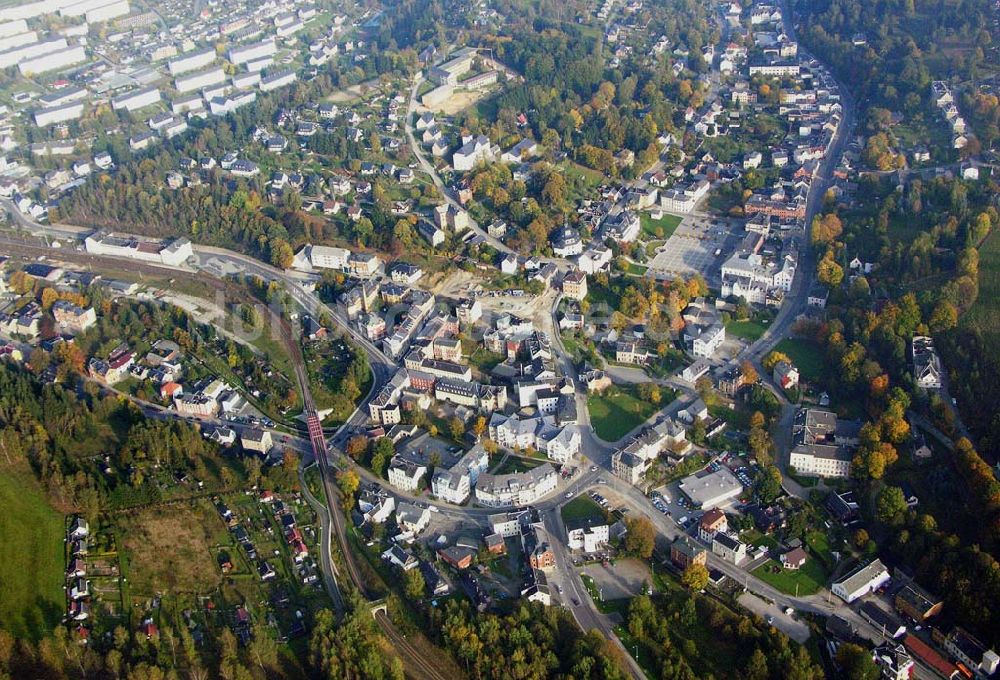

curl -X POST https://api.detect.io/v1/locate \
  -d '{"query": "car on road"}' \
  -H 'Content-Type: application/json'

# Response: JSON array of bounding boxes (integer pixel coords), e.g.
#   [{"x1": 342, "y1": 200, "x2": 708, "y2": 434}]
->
[
  {"x1": 565, "y1": 492, "x2": 573, "y2": 498},
  {"x1": 590, "y1": 465, "x2": 598, "y2": 472},
  {"x1": 571, "y1": 598, "x2": 579, "y2": 606}
]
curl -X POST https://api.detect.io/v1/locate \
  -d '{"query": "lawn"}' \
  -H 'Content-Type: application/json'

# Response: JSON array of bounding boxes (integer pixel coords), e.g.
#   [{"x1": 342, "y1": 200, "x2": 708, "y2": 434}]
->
[
  {"x1": 587, "y1": 383, "x2": 661, "y2": 441},
  {"x1": 641, "y1": 212, "x2": 682, "y2": 240},
  {"x1": 774, "y1": 338, "x2": 825, "y2": 382},
  {"x1": 752, "y1": 557, "x2": 828, "y2": 596},
  {"x1": 560, "y1": 497, "x2": 607, "y2": 524},
  {"x1": 492, "y1": 455, "x2": 544, "y2": 475},
  {"x1": 117, "y1": 501, "x2": 224, "y2": 595},
  {"x1": 0, "y1": 467, "x2": 65, "y2": 641},
  {"x1": 726, "y1": 319, "x2": 767, "y2": 341},
  {"x1": 621, "y1": 261, "x2": 648, "y2": 276}
]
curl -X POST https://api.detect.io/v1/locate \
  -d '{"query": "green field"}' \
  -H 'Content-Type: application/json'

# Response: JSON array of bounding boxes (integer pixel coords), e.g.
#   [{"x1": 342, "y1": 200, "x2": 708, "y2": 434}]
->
[
  {"x1": 0, "y1": 468, "x2": 66, "y2": 641},
  {"x1": 752, "y1": 557, "x2": 828, "y2": 596},
  {"x1": 774, "y1": 338, "x2": 825, "y2": 382},
  {"x1": 726, "y1": 319, "x2": 767, "y2": 341},
  {"x1": 587, "y1": 383, "x2": 661, "y2": 441},
  {"x1": 492, "y1": 455, "x2": 544, "y2": 475},
  {"x1": 561, "y1": 497, "x2": 607, "y2": 524},
  {"x1": 641, "y1": 213, "x2": 682, "y2": 240}
]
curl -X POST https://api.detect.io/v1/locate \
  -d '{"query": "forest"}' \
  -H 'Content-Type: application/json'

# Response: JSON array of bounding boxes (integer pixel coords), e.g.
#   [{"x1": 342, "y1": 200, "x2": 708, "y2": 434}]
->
[{"x1": 793, "y1": 0, "x2": 998, "y2": 147}]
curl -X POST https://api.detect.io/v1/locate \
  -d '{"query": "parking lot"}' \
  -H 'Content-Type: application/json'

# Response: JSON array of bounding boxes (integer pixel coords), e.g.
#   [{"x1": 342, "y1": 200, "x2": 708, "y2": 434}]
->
[
  {"x1": 646, "y1": 214, "x2": 742, "y2": 284},
  {"x1": 647, "y1": 453, "x2": 756, "y2": 531}
]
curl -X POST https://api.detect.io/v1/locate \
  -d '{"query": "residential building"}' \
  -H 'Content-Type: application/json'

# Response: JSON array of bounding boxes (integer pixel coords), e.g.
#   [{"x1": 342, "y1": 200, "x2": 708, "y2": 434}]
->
[
  {"x1": 561, "y1": 269, "x2": 588, "y2": 301},
  {"x1": 241, "y1": 428, "x2": 272, "y2": 454},
  {"x1": 52, "y1": 300, "x2": 96, "y2": 333},
  {"x1": 697, "y1": 508, "x2": 728, "y2": 542},
  {"x1": 566, "y1": 519, "x2": 609, "y2": 553},
  {"x1": 474, "y1": 463, "x2": 558, "y2": 508},
  {"x1": 670, "y1": 536, "x2": 707, "y2": 570},
  {"x1": 395, "y1": 502, "x2": 431, "y2": 535},
  {"x1": 873, "y1": 642, "x2": 915, "y2": 680},
  {"x1": 788, "y1": 408, "x2": 860, "y2": 479},
  {"x1": 387, "y1": 456, "x2": 427, "y2": 492},
  {"x1": 711, "y1": 532, "x2": 747, "y2": 564},
  {"x1": 911, "y1": 335, "x2": 942, "y2": 389}
]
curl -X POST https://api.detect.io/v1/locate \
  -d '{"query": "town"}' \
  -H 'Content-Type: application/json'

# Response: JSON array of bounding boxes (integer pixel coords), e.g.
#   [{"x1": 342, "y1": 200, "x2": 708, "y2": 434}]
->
[{"x1": 0, "y1": 0, "x2": 998, "y2": 676}]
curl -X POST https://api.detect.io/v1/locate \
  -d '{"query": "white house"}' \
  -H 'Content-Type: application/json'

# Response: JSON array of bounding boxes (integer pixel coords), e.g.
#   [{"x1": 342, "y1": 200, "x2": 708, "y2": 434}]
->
[{"x1": 831, "y1": 559, "x2": 890, "y2": 603}]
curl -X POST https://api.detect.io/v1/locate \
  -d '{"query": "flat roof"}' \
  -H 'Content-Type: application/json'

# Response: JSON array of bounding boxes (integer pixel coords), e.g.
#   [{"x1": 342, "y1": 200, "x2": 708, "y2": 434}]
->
[{"x1": 678, "y1": 467, "x2": 743, "y2": 508}]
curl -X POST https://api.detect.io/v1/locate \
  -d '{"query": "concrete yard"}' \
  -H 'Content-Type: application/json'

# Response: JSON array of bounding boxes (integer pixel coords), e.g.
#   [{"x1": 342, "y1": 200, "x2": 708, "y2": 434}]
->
[
  {"x1": 577, "y1": 558, "x2": 652, "y2": 601},
  {"x1": 645, "y1": 213, "x2": 742, "y2": 284},
  {"x1": 737, "y1": 591, "x2": 810, "y2": 643}
]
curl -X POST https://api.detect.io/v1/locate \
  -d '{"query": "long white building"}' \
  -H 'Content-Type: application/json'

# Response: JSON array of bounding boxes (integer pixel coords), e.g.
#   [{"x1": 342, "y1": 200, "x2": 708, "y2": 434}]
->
[
  {"x1": 228, "y1": 38, "x2": 276, "y2": 65},
  {"x1": 84, "y1": 232, "x2": 193, "y2": 267},
  {"x1": 0, "y1": 37, "x2": 68, "y2": 69},
  {"x1": 0, "y1": 30, "x2": 37, "y2": 52},
  {"x1": 474, "y1": 463, "x2": 558, "y2": 508},
  {"x1": 0, "y1": 20, "x2": 29, "y2": 37},
  {"x1": 34, "y1": 101, "x2": 84, "y2": 127},
  {"x1": 111, "y1": 87, "x2": 160, "y2": 112},
  {"x1": 174, "y1": 67, "x2": 225, "y2": 93},
  {"x1": 168, "y1": 48, "x2": 216, "y2": 76},
  {"x1": 259, "y1": 69, "x2": 296, "y2": 92},
  {"x1": 18, "y1": 44, "x2": 86, "y2": 75},
  {"x1": 84, "y1": 0, "x2": 129, "y2": 23}
]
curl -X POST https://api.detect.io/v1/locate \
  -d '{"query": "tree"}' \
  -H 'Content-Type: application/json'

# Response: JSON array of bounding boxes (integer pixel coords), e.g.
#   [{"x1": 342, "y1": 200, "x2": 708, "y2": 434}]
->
[
  {"x1": 740, "y1": 360, "x2": 759, "y2": 385},
  {"x1": 346, "y1": 435, "x2": 368, "y2": 461},
  {"x1": 624, "y1": 517, "x2": 655, "y2": 559},
  {"x1": 637, "y1": 382, "x2": 662, "y2": 405},
  {"x1": 817, "y1": 250, "x2": 844, "y2": 288},
  {"x1": 403, "y1": 568, "x2": 425, "y2": 601},
  {"x1": 762, "y1": 351, "x2": 791, "y2": 371},
  {"x1": 754, "y1": 465, "x2": 783, "y2": 504},
  {"x1": 370, "y1": 437, "x2": 394, "y2": 477},
  {"x1": 853, "y1": 528, "x2": 870, "y2": 549},
  {"x1": 269, "y1": 238, "x2": 294, "y2": 269},
  {"x1": 876, "y1": 486, "x2": 908, "y2": 525},
  {"x1": 449, "y1": 417, "x2": 465, "y2": 441},
  {"x1": 681, "y1": 562, "x2": 709, "y2": 590},
  {"x1": 835, "y1": 644, "x2": 879, "y2": 680},
  {"x1": 810, "y1": 213, "x2": 843, "y2": 244},
  {"x1": 336, "y1": 470, "x2": 360, "y2": 505}
]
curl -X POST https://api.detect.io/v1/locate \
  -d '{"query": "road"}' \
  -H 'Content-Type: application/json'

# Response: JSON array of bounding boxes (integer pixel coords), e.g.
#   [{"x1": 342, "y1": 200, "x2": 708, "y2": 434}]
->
[{"x1": 0, "y1": 13, "x2": 951, "y2": 674}]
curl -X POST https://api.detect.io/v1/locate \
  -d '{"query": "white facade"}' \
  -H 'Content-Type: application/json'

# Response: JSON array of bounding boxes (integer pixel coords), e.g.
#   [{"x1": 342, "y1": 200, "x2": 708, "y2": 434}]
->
[
  {"x1": 567, "y1": 523, "x2": 609, "y2": 553},
  {"x1": 0, "y1": 2, "x2": 62, "y2": 22},
  {"x1": 474, "y1": 464, "x2": 558, "y2": 508},
  {"x1": 34, "y1": 101, "x2": 84, "y2": 127},
  {"x1": 788, "y1": 449, "x2": 851, "y2": 478},
  {"x1": 171, "y1": 96, "x2": 204, "y2": 115},
  {"x1": 260, "y1": 69, "x2": 296, "y2": 92},
  {"x1": 112, "y1": 87, "x2": 160, "y2": 112},
  {"x1": 85, "y1": 0, "x2": 129, "y2": 24},
  {"x1": 174, "y1": 67, "x2": 225, "y2": 94},
  {"x1": 231, "y1": 71, "x2": 260, "y2": 89},
  {"x1": 228, "y1": 38, "x2": 276, "y2": 65},
  {"x1": 0, "y1": 20, "x2": 29, "y2": 37},
  {"x1": 388, "y1": 460, "x2": 427, "y2": 493},
  {"x1": 168, "y1": 48, "x2": 216, "y2": 76},
  {"x1": 18, "y1": 44, "x2": 86, "y2": 75},
  {"x1": 0, "y1": 30, "x2": 37, "y2": 53},
  {"x1": 832, "y1": 559, "x2": 890, "y2": 603},
  {"x1": 0, "y1": 37, "x2": 68, "y2": 69}
]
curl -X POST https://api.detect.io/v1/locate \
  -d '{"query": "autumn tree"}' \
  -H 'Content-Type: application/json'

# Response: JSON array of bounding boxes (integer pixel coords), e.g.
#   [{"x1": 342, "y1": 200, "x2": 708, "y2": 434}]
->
[
  {"x1": 624, "y1": 516, "x2": 655, "y2": 559},
  {"x1": 681, "y1": 562, "x2": 709, "y2": 590}
]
